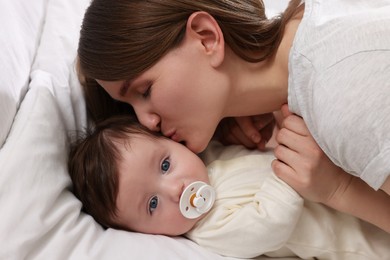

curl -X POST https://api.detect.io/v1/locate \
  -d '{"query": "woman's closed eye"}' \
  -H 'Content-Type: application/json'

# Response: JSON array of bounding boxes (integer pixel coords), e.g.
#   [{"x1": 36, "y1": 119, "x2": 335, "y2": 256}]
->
[
  {"x1": 161, "y1": 158, "x2": 170, "y2": 173},
  {"x1": 148, "y1": 196, "x2": 158, "y2": 214},
  {"x1": 142, "y1": 84, "x2": 152, "y2": 99}
]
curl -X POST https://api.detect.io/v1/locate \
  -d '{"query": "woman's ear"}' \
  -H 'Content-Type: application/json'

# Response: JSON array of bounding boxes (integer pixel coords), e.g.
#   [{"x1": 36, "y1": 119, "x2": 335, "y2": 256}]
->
[{"x1": 186, "y1": 12, "x2": 225, "y2": 68}]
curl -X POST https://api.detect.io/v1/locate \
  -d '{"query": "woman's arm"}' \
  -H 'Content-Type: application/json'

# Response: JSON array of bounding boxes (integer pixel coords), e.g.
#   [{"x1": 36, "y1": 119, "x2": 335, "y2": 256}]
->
[
  {"x1": 272, "y1": 105, "x2": 390, "y2": 233},
  {"x1": 327, "y1": 172, "x2": 390, "y2": 233},
  {"x1": 380, "y1": 176, "x2": 390, "y2": 196}
]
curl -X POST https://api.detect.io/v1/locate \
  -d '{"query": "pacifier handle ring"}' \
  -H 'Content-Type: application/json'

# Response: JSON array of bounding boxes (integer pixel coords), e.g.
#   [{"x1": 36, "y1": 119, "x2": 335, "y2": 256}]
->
[{"x1": 195, "y1": 185, "x2": 215, "y2": 214}]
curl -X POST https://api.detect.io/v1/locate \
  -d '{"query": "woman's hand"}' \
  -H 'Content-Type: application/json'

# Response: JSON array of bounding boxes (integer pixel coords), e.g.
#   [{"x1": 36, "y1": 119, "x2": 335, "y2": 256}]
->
[
  {"x1": 273, "y1": 105, "x2": 390, "y2": 232},
  {"x1": 271, "y1": 104, "x2": 347, "y2": 203},
  {"x1": 215, "y1": 114, "x2": 275, "y2": 151}
]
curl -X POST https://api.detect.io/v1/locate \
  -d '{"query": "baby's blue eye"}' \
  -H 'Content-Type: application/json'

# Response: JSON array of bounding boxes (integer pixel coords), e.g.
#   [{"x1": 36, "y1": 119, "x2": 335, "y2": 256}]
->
[
  {"x1": 161, "y1": 159, "x2": 170, "y2": 172},
  {"x1": 149, "y1": 196, "x2": 158, "y2": 214}
]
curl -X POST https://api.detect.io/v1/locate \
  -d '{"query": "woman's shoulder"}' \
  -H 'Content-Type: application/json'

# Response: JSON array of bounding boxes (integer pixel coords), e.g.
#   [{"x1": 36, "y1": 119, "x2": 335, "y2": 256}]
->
[{"x1": 292, "y1": 0, "x2": 390, "y2": 72}]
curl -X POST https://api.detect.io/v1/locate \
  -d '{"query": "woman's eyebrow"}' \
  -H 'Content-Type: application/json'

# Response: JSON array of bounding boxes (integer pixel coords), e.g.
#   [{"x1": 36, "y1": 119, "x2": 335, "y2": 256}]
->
[{"x1": 119, "y1": 80, "x2": 131, "y2": 97}]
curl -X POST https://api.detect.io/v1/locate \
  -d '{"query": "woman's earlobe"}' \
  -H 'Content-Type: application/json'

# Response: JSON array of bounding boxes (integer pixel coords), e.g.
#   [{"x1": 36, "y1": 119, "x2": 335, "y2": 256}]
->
[{"x1": 186, "y1": 11, "x2": 225, "y2": 67}]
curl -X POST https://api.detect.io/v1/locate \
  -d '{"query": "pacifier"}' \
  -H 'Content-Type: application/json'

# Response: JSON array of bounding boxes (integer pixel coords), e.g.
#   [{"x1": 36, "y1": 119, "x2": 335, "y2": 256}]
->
[{"x1": 179, "y1": 181, "x2": 216, "y2": 219}]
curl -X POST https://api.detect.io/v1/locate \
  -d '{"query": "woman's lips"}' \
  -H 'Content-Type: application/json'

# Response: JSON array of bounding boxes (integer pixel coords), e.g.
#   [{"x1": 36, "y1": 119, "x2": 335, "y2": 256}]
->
[
  {"x1": 170, "y1": 132, "x2": 181, "y2": 142},
  {"x1": 164, "y1": 129, "x2": 175, "y2": 138},
  {"x1": 164, "y1": 129, "x2": 179, "y2": 142},
  {"x1": 164, "y1": 128, "x2": 185, "y2": 143}
]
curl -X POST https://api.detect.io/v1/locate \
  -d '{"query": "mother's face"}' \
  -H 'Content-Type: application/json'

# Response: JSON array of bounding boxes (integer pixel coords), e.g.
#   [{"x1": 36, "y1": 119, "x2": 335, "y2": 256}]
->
[{"x1": 97, "y1": 42, "x2": 229, "y2": 153}]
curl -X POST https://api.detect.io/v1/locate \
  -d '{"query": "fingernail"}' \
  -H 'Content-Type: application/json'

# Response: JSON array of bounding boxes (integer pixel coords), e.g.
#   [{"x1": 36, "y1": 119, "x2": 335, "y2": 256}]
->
[
  {"x1": 258, "y1": 141, "x2": 266, "y2": 150},
  {"x1": 252, "y1": 134, "x2": 261, "y2": 143}
]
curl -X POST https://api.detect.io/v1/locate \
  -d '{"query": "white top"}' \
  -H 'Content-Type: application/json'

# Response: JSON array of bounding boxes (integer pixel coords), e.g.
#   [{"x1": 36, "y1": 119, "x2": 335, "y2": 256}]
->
[
  {"x1": 185, "y1": 142, "x2": 390, "y2": 259},
  {"x1": 288, "y1": 0, "x2": 390, "y2": 190}
]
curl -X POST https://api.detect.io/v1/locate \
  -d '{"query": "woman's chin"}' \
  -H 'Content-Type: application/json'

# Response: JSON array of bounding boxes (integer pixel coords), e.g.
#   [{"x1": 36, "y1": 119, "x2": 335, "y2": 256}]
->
[{"x1": 187, "y1": 141, "x2": 208, "y2": 154}]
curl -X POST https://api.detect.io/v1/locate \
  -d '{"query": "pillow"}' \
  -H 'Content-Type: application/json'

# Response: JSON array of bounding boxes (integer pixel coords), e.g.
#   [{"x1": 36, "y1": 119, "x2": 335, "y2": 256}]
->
[
  {"x1": 0, "y1": 0, "x2": 233, "y2": 257},
  {"x1": 29, "y1": 0, "x2": 90, "y2": 133},
  {"x1": 264, "y1": 0, "x2": 289, "y2": 17},
  {"x1": 0, "y1": 85, "x2": 241, "y2": 260},
  {"x1": 0, "y1": 0, "x2": 297, "y2": 259},
  {"x1": 0, "y1": 0, "x2": 47, "y2": 147}
]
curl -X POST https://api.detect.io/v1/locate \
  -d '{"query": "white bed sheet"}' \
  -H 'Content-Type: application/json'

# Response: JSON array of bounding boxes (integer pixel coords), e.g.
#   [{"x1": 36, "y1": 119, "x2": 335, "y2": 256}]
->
[
  {"x1": 0, "y1": 0, "x2": 296, "y2": 259},
  {"x1": 0, "y1": 0, "x2": 47, "y2": 147}
]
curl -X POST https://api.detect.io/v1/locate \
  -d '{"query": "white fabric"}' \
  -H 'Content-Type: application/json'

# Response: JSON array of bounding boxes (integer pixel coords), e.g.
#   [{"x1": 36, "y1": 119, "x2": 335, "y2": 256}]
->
[
  {"x1": 0, "y1": 0, "x2": 47, "y2": 147},
  {"x1": 0, "y1": 0, "x2": 235, "y2": 259},
  {"x1": 288, "y1": 0, "x2": 390, "y2": 189},
  {"x1": 0, "y1": 85, "x2": 239, "y2": 260},
  {"x1": 0, "y1": 0, "x2": 296, "y2": 259},
  {"x1": 275, "y1": 202, "x2": 390, "y2": 259},
  {"x1": 188, "y1": 142, "x2": 390, "y2": 259},
  {"x1": 187, "y1": 142, "x2": 304, "y2": 258},
  {"x1": 264, "y1": 0, "x2": 289, "y2": 17}
]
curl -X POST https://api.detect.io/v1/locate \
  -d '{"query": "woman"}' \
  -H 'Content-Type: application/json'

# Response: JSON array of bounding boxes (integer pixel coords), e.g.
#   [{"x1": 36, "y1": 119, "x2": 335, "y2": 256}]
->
[{"x1": 77, "y1": 0, "x2": 390, "y2": 232}]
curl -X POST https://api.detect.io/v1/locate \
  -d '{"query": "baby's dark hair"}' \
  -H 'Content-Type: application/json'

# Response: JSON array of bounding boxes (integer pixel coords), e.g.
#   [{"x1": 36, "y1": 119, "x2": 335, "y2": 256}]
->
[{"x1": 68, "y1": 115, "x2": 160, "y2": 228}]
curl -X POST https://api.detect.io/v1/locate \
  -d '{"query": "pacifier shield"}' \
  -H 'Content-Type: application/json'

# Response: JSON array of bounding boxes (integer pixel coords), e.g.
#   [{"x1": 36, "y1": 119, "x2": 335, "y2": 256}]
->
[{"x1": 179, "y1": 181, "x2": 215, "y2": 219}]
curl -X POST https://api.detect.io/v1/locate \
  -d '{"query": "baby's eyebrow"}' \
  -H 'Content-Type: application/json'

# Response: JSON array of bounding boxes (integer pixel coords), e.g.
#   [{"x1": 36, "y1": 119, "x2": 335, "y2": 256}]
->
[{"x1": 119, "y1": 80, "x2": 130, "y2": 97}]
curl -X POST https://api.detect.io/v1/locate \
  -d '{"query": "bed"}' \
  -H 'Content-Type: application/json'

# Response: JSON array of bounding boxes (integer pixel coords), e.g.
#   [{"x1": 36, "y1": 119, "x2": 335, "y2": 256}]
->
[{"x1": 0, "y1": 0, "x2": 299, "y2": 259}]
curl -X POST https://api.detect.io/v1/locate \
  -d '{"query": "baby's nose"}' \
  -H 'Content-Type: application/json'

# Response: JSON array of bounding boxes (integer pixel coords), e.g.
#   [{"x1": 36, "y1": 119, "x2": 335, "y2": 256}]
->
[{"x1": 166, "y1": 182, "x2": 183, "y2": 203}]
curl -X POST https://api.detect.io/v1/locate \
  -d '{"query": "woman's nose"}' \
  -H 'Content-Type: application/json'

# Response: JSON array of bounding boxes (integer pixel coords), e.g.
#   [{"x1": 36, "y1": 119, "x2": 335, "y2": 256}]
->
[{"x1": 134, "y1": 106, "x2": 161, "y2": 132}]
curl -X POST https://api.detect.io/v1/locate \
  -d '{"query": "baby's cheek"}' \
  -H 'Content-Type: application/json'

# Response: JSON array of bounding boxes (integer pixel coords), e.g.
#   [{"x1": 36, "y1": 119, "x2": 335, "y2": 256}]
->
[{"x1": 182, "y1": 217, "x2": 199, "y2": 234}]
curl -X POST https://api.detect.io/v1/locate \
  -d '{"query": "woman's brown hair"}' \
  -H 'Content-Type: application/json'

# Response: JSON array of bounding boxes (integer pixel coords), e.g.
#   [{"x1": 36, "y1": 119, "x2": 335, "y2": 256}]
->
[{"x1": 77, "y1": 0, "x2": 301, "y2": 122}]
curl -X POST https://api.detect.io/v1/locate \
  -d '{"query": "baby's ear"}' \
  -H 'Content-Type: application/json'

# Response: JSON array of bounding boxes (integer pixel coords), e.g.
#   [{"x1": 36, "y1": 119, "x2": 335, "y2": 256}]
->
[{"x1": 186, "y1": 11, "x2": 225, "y2": 67}]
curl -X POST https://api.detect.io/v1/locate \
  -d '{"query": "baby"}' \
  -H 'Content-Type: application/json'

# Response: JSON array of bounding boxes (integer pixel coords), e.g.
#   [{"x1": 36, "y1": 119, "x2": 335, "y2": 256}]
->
[{"x1": 68, "y1": 116, "x2": 390, "y2": 259}]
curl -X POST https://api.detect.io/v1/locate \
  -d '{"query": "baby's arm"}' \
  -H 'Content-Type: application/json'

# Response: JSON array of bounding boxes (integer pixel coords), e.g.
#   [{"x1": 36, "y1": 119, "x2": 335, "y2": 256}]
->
[
  {"x1": 214, "y1": 114, "x2": 275, "y2": 150},
  {"x1": 187, "y1": 148, "x2": 304, "y2": 258},
  {"x1": 191, "y1": 176, "x2": 303, "y2": 258},
  {"x1": 272, "y1": 105, "x2": 390, "y2": 233}
]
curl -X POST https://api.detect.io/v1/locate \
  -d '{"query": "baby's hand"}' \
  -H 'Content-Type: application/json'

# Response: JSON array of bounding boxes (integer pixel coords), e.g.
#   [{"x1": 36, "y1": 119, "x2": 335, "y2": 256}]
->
[
  {"x1": 215, "y1": 114, "x2": 275, "y2": 151},
  {"x1": 271, "y1": 105, "x2": 347, "y2": 204}
]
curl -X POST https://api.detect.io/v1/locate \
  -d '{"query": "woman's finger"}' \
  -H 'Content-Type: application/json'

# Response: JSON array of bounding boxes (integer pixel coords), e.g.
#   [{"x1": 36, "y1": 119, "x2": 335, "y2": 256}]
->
[
  {"x1": 273, "y1": 143, "x2": 301, "y2": 170},
  {"x1": 275, "y1": 127, "x2": 304, "y2": 154},
  {"x1": 281, "y1": 104, "x2": 293, "y2": 118},
  {"x1": 282, "y1": 114, "x2": 310, "y2": 136},
  {"x1": 271, "y1": 159, "x2": 300, "y2": 189}
]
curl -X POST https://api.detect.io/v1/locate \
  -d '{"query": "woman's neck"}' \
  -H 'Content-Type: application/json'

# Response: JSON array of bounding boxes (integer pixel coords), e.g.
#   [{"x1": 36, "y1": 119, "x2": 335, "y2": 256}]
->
[
  {"x1": 223, "y1": 8, "x2": 304, "y2": 117},
  {"x1": 223, "y1": 55, "x2": 287, "y2": 116}
]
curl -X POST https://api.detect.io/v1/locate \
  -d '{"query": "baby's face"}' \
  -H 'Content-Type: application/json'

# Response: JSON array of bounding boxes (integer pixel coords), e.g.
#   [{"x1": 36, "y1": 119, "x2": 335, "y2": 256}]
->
[{"x1": 114, "y1": 135, "x2": 210, "y2": 236}]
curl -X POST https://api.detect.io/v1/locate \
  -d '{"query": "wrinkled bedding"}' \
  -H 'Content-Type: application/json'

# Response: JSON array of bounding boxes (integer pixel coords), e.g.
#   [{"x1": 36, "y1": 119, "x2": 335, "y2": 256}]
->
[{"x1": 0, "y1": 1, "x2": 302, "y2": 259}]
